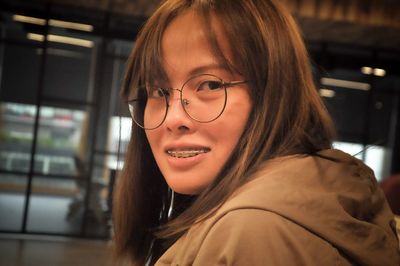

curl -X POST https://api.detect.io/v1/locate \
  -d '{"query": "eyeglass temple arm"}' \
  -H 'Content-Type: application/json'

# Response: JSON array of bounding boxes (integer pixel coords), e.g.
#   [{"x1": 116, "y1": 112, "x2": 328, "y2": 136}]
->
[{"x1": 226, "y1": 80, "x2": 248, "y2": 88}]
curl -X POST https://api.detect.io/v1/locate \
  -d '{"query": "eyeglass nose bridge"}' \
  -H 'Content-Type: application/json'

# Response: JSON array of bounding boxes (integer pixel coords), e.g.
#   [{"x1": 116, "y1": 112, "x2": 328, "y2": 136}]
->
[{"x1": 165, "y1": 88, "x2": 190, "y2": 107}]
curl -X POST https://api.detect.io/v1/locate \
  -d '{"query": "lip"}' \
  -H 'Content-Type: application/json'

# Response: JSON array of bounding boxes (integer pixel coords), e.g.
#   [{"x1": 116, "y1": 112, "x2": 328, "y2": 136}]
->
[
  {"x1": 164, "y1": 143, "x2": 211, "y2": 153},
  {"x1": 164, "y1": 143, "x2": 211, "y2": 169}
]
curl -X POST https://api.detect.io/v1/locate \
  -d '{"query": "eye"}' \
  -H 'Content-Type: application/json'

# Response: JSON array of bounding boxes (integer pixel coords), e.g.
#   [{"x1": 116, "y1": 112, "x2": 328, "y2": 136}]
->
[
  {"x1": 197, "y1": 80, "x2": 224, "y2": 91},
  {"x1": 148, "y1": 87, "x2": 169, "y2": 98}
]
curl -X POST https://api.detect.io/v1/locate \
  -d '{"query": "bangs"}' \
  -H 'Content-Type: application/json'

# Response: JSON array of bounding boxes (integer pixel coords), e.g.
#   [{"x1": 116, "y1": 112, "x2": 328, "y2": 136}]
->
[
  {"x1": 141, "y1": 43, "x2": 168, "y2": 88},
  {"x1": 123, "y1": 3, "x2": 243, "y2": 102},
  {"x1": 197, "y1": 4, "x2": 243, "y2": 77},
  {"x1": 124, "y1": 24, "x2": 168, "y2": 100}
]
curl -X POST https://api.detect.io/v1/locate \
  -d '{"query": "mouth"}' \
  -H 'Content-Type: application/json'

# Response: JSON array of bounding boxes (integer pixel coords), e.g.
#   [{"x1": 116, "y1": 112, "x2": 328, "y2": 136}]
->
[{"x1": 166, "y1": 147, "x2": 211, "y2": 158}]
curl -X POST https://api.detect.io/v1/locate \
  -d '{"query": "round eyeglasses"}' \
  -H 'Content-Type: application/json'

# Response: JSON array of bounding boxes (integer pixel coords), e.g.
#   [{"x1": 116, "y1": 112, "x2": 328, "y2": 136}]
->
[{"x1": 128, "y1": 73, "x2": 247, "y2": 130}]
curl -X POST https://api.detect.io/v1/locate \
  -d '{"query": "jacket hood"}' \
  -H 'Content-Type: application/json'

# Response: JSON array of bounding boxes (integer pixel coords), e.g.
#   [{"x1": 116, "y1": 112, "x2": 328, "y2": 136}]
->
[{"x1": 222, "y1": 149, "x2": 400, "y2": 266}]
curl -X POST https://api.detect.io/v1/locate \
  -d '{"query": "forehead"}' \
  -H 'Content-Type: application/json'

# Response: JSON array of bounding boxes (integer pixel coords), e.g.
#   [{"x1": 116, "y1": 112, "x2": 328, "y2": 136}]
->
[{"x1": 160, "y1": 10, "x2": 234, "y2": 82}]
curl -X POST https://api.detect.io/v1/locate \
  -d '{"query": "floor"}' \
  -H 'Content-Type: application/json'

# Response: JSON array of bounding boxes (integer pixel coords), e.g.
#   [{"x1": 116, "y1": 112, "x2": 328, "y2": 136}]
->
[{"x1": 0, "y1": 234, "x2": 125, "y2": 266}]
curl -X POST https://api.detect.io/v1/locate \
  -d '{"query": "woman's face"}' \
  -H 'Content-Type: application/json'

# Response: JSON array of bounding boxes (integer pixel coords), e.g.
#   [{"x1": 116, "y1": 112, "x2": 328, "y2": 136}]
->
[{"x1": 145, "y1": 10, "x2": 252, "y2": 194}]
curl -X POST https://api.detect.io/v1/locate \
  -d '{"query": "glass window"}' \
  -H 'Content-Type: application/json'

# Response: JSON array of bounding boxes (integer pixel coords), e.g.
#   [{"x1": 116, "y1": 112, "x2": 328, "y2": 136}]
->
[
  {"x1": 333, "y1": 141, "x2": 390, "y2": 182},
  {"x1": 95, "y1": 39, "x2": 133, "y2": 153},
  {"x1": 108, "y1": 116, "x2": 131, "y2": 162},
  {"x1": 0, "y1": 44, "x2": 41, "y2": 105},
  {"x1": 0, "y1": 174, "x2": 27, "y2": 231},
  {"x1": 320, "y1": 68, "x2": 371, "y2": 143},
  {"x1": 85, "y1": 161, "x2": 111, "y2": 237},
  {"x1": 35, "y1": 103, "x2": 91, "y2": 177},
  {"x1": 26, "y1": 176, "x2": 83, "y2": 234},
  {"x1": 41, "y1": 24, "x2": 98, "y2": 102},
  {"x1": 365, "y1": 146, "x2": 391, "y2": 182},
  {"x1": 42, "y1": 46, "x2": 94, "y2": 102},
  {"x1": 0, "y1": 103, "x2": 37, "y2": 172}
]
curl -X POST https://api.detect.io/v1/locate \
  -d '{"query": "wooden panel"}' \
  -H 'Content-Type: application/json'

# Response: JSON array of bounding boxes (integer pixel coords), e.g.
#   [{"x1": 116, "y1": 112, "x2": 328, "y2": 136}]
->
[
  {"x1": 17, "y1": 0, "x2": 399, "y2": 50},
  {"x1": 41, "y1": 0, "x2": 400, "y2": 29},
  {"x1": 289, "y1": 0, "x2": 400, "y2": 28}
]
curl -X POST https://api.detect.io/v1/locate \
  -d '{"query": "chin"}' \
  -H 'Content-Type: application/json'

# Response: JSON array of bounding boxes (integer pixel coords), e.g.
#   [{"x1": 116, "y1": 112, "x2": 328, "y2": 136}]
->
[{"x1": 169, "y1": 181, "x2": 208, "y2": 195}]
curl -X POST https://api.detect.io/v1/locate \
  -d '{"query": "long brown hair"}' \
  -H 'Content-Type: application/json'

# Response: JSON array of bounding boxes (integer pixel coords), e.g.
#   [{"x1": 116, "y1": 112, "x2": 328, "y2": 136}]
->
[{"x1": 113, "y1": 0, "x2": 335, "y2": 265}]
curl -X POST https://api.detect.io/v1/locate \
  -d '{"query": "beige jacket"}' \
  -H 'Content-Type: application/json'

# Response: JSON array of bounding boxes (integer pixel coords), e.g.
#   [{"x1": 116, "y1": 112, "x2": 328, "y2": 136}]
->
[{"x1": 156, "y1": 149, "x2": 400, "y2": 265}]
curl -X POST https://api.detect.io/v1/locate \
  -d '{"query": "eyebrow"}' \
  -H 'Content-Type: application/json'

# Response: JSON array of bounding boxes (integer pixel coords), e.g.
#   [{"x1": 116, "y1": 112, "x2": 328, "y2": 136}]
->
[
  {"x1": 187, "y1": 63, "x2": 232, "y2": 77},
  {"x1": 152, "y1": 63, "x2": 234, "y2": 87}
]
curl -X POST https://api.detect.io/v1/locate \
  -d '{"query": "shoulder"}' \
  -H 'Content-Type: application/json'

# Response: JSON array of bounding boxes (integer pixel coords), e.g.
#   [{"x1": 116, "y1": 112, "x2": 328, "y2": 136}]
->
[
  {"x1": 222, "y1": 149, "x2": 378, "y2": 213},
  {"x1": 157, "y1": 208, "x2": 345, "y2": 266},
  {"x1": 191, "y1": 209, "x2": 345, "y2": 266},
  {"x1": 203, "y1": 208, "x2": 317, "y2": 248}
]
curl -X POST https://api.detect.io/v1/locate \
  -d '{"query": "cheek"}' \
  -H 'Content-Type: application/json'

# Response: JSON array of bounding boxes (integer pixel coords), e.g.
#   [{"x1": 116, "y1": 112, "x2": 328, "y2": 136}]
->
[
  {"x1": 218, "y1": 102, "x2": 251, "y2": 138},
  {"x1": 213, "y1": 124, "x2": 245, "y2": 156},
  {"x1": 145, "y1": 130, "x2": 161, "y2": 156},
  {"x1": 209, "y1": 107, "x2": 251, "y2": 158}
]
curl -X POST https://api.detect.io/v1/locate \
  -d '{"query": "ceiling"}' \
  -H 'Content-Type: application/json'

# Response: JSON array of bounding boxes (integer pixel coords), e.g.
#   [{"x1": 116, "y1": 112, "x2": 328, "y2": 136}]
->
[
  {"x1": 61, "y1": 0, "x2": 400, "y2": 51},
  {"x1": 284, "y1": 0, "x2": 400, "y2": 51},
  {"x1": 2, "y1": 0, "x2": 400, "y2": 51}
]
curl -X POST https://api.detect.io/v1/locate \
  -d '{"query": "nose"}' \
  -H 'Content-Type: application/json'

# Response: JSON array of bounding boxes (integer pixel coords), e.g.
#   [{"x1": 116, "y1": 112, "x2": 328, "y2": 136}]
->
[{"x1": 163, "y1": 91, "x2": 194, "y2": 133}]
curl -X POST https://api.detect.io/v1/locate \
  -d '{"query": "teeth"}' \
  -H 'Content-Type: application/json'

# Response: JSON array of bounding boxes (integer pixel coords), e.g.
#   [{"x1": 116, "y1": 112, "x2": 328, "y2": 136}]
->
[{"x1": 167, "y1": 149, "x2": 209, "y2": 158}]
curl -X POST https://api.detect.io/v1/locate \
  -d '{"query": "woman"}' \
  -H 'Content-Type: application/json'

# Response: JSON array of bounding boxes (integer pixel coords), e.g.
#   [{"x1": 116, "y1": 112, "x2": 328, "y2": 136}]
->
[{"x1": 113, "y1": 0, "x2": 400, "y2": 265}]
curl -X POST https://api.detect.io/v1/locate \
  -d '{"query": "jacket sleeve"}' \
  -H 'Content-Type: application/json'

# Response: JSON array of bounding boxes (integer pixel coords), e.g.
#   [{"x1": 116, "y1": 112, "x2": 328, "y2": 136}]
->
[{"x1": 192, "y1": 209, "x2": 346, "y2": 266}]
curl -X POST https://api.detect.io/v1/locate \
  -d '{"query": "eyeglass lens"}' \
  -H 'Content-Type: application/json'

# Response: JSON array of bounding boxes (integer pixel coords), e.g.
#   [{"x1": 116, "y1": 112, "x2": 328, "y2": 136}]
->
[{"x1": 128, "y1": 74, "x2": 228, "y2": 130}]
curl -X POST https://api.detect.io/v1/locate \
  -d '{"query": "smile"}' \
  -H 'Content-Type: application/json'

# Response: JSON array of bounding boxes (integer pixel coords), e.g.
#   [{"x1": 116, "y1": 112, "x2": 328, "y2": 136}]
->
[{"x1": 167, "y1": 148, "x2": 210, "y2": 158}]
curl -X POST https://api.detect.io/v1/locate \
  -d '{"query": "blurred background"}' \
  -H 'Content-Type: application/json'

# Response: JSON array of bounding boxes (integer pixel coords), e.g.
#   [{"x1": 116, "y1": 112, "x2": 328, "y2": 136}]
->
[{"x1": 0, "y1": 0, "x2": 399, "y2": 264}]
